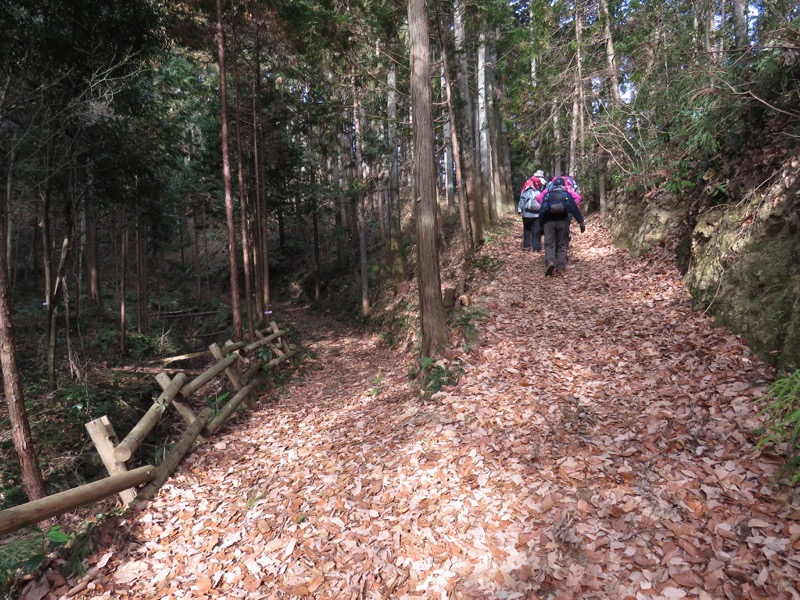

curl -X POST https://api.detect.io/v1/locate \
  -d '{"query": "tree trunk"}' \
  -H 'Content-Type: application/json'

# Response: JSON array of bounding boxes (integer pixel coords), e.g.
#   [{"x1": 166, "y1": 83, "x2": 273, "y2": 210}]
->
[
  {"x1": 409, "y1": 0, "x2": 448, "y2": 358},
  {"x1": 599, "y1": 0, "x2": 622, "y2": 105},
  {"x1": 135, "y1": 209, "x2": 147, "y2": 335},
  {"x1": 488, "y1": 28, "x2": 509, "y2": 214},
  {"x1": 252, "y1": 21, "x2": 269, "y2": 319},
  {"x1": 216, "y1": 0, "x2": 243, "y2": 341},
  {"x1": 733, "y1": 0, "x2": 747, "y2": 49},
  {"x1": 312, "y1": 189, "x2": 321, "y2": 301},
  {"x1": 351, "y1": 67, "x2": 369, "y2": 317},
  {"x1": 477, "y1": 29, "x2": 495, "y2": 223},
  {"x1": 85, "y1": 201, "x2": 100, "y2": 305},
  {"x1": 387, "y1": 48, "x2": 405, "y2": 286},
  {"x1": 0, "y1": 158, "x2": 45, "y2": 501},
  {"x1": 120, "y1": 209, "x2": 127, "y2": 353},
  {"x1": 552, "y1": 97, "x2": 562, "y2": 176},
  {"x1": 453, "y1": 0, "x2": 483, "y2": 244},
  {"x1": 40, "y1": 123, "x2": 57, "y2": 391},
  {"x1": 232, "y1": 28, "x2": 255, "y2": 343},
  {"x1": 570, "y1": 0, "x2": 584, "y2": 177},
  {"x1": 435, "y1": 1, "x2": 473, "y2": 253}
]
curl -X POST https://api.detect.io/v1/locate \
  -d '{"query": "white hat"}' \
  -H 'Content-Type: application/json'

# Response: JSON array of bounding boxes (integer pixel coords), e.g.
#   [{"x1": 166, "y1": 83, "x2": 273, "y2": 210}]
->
[{"x1": 534, "y1": 170, "x2": 544, "y2": 177}]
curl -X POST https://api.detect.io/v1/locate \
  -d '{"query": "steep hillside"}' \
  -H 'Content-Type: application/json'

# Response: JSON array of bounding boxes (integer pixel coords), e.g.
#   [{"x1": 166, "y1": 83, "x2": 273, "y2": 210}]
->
[{"x1": 605, "y1": 139, "x2": 800, "y2": 373}]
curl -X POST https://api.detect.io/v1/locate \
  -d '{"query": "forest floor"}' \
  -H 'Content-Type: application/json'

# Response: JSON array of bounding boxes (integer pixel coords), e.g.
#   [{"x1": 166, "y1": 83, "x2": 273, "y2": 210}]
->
[{"x1": 22, "y1": 216, "x2": 800, "y2": 600}]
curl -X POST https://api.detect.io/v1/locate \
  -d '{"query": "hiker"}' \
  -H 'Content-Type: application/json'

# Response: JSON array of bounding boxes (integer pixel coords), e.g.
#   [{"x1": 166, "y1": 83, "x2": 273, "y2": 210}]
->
[
  {"x1": 539, "y1": 177, "x2": 586, "y2": 276},
  {"x1": 517, "y1": 170, "x2": 548, "y2": 251},
  {"x1": 537, "y1": 175, "x2": 583, "y2": 260},
  {"x1": 537, "y1": 175, "x2": 583, "y2": 205}
]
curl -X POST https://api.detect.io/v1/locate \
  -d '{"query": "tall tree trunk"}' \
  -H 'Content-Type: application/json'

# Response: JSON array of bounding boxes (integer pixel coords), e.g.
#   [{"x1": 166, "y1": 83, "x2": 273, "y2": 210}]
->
[
  {"x1": 252, "y1": 20, "x2": 269, "y2": 319},
  {"x1": 570, "y1": 0, "x2": 584, "y2": 177},
  {"x1": 312, "y1": 184, "x2": 321, "y2": 302},
  {"x1": 351, "y1": 66, "x2": 369, "y2": 317},
  {"x1": 488, "y1": 28, "x2": 508, "y2": 214},
  {"x1": 733, "y1": 0, "x2": 747, "y2": 49},
  {"x1": 477, "y1": 29, "x2": 495, "y2": 223},
  {"x1": 552, "y1": 97, "x2": 562, "y2": 176},
  {"x1": 435, "y1": 1, "x2": 473, "y2": 253},
  {"x1": 5, "y1": 129, "x2": 16, "y2": 278},
  {"x1": 216, "y1": 0, "x2": 243, "y2": 340},
  {"x1": 409, "y1": 0, "x2": 448, "y2": 358},
  {"x1": 135, "y1": 208, "x2": 147, "y2": 335},
  {"x1": 599, "y1": 0, "x2": 622, "y2": 105},
  {"x1": 120, "y1": 209, "x2": 127, "y2": 353},
  {"x1": 454, "y1": 0, "x2": 483, "y2": 244},
  {"x1": 387, "y1": 47, "x2": 405, "y2": 286},
  {"x1": 232, "y1": 27, "x2": 255, "y2": 342},
  {"x1": 40, "y1": 123, "x2": 56, "y2": 391},
  {"x1": 85, "y1": 201, "x2": 100, "y2": 305},
  {"x1": 0, "y1": 205, "x2": 46, "y2": 501}
]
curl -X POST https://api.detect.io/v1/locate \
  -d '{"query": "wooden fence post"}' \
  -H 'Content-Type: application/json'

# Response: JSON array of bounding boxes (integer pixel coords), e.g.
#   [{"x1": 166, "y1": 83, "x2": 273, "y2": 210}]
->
[{"x1": 85, "y1": 417, "x2": 136, "y2": 505}]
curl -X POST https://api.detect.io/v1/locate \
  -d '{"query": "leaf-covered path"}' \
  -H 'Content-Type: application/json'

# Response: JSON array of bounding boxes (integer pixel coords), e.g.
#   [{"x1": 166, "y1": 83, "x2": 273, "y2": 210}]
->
[{"x1": 45, "y1": 218, "x2": 800, "y2": 599}]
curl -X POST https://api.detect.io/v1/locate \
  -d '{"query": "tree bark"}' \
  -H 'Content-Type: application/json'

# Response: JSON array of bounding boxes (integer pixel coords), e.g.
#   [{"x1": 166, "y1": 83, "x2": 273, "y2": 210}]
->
[
  {"x1": 599, "y1": 0, "x2": 622, "y2": 105},
  {"x1": 135, "y1": 208, "x2": 147, "y2": 335},
  {"x1": 216, "y1": 0, "x2": 243, "y2": 341},
  {"x1": 434, "y1": 2, "x2": 473, "y2": 254},
  {"x1": 733, "y1": 0, "x2": 747, "y2": 49},
  {"x1": 120, "y1": 209, "x2": 127, "y2": 353},
  {"x1": 552, "y1": 96, "x2": 562, "y2": 176},
  {"x1": 351, "y1": 65, "x2": 369, "y2": 317},
  {"x1": 570, "y1": 0, "x2": 584, "y2": 177},
  {"x1": 387, "y1": 45, "x2": 405, "y2": 286},
  {"x1": 232, "y1": 24, "x2": 255, "y2": 342},
  {"x1": 0, "y1": 158, "x2": 46, "y2": 502},
  {"x1": 409, "y1": 0, "x2": 448, "y2": 358},
  {"x1": 477, "y1": 29, "x2": 495, "y2": 223},
  {"x1": 85, "y1": 201, "x2": 100, "y2": 305},
  {"x1": 453, "y1": 0, "x2": 483, "y2": 244}
]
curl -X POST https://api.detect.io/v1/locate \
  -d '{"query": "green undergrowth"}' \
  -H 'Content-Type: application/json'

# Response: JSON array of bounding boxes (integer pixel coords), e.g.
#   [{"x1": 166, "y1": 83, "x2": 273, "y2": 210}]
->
[{"x1": 757, "y1": 369, "x2": 800, "y2": 486}]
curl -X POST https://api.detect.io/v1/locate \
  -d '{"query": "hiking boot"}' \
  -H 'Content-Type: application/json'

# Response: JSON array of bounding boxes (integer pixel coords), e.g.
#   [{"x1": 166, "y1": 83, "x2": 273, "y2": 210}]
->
[{"x1": 545, "y1": 262, "x2": 555, "y2": 276}]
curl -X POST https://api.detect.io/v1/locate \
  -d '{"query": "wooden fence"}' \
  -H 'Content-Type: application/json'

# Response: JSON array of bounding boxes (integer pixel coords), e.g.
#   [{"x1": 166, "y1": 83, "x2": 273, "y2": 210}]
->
[{"x1": 0, "y1": 322, "x2": 296, "y2": 537}]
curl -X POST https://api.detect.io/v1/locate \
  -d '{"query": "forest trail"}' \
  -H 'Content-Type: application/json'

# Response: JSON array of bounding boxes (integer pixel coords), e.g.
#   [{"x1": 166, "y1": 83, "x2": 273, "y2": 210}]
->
[{"x1": 34, "y1": 217, "x2": 800, "y2": 600}]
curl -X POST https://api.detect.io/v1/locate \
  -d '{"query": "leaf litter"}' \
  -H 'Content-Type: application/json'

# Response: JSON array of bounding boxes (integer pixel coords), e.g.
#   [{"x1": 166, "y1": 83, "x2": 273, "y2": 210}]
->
[{"x1": 27, "y1": 217, "x2": 800, "y2": 600}]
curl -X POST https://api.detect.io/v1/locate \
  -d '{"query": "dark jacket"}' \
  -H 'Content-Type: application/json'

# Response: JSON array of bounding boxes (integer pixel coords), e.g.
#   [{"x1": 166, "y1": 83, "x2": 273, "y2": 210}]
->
[{"x1": 539, "y1": 186, "x2": 585, "y2": 227}]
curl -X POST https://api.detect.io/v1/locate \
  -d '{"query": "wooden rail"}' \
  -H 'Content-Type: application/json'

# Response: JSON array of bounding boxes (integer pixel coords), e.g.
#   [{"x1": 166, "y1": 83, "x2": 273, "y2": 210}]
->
[{"x1": 0, "y1": 322, "x2": 296, "y2": 537}]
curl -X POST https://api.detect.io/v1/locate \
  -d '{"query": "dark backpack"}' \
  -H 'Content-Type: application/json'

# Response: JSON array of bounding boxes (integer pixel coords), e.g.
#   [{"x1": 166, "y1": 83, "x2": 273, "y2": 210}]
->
[{"x1": 544, "y1": 187, "x2": 570, "y2": 217}]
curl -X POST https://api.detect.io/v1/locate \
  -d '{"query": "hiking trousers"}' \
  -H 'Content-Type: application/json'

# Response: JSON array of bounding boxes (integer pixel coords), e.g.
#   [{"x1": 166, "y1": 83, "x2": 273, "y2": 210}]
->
[
  {"x1": 522, "y1": 217, "x2": 542, "y2": 251},
  {"x1": 543, "y1": 218, "x2": 569, "y2": 271}
]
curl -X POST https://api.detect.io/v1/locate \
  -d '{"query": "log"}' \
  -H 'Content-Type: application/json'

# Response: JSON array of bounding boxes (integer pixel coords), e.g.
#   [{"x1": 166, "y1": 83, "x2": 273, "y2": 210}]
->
[
  {"x1": 156, "y1": 372, "x2": 197, "y2": 426},
  {"x1": 150, "y1": 351, "x2": 212, "y2": 366},
  {"x1": 85, "y1": 417, "x2": 135, "y2": 505},
  {"x1": 209, "y1": 343, "x2": 243, "y2": 392},
  {"x1": 109, "y1": 366, "x2": 204, "y2": 376},
  {"x1": 265, "y1": 349, "x2": 298, "y2": 370},
  {"x1": 243, "y1": 330, "x2": 286, "y2": 354},
  {"x1": 114, "y1": 373, "x2": 187, "y2": 462},
  {"x1": 155, "y1": 310, "x2": 218, "y2": 319},
  {"x1": 134, "y1": 408, "x2": 212, "y2": 504},
  {"x1": 222, "y1": 340, "x2": 247, "y2": 354},
  {"x1": 179, "y1": 353, "x2": 239, "y2": 399},
  {"x1": 203, "y1": 381, "x2": 259, "y2": 437},
  {"x1": 0, "y1": 466, "x2": 156, "y2": 537}
]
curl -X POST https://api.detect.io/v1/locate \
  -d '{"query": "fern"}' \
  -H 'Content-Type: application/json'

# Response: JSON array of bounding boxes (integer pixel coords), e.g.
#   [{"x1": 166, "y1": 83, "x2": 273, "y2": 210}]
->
[{"x1": 757, "y1": 370, "x2": 800, "y2": 485}]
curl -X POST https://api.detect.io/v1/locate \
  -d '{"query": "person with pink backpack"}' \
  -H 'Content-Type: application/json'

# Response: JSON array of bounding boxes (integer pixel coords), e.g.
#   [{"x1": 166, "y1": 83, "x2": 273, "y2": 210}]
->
[{"x1": 517, "y1": 170, "x2": 548, "y2": 251}]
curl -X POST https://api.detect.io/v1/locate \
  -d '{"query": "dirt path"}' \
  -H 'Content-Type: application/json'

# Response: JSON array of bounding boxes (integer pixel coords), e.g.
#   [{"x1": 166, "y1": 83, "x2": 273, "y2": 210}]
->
[{"x1": 31, "y1": 218, "x2": 800, "y2": 599}]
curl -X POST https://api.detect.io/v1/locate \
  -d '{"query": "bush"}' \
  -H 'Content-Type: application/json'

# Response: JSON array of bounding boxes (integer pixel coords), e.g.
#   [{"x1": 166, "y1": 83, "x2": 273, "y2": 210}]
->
[{"x1": 757, "y1": 369, "x2": 800, "y2": 485}]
